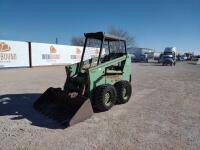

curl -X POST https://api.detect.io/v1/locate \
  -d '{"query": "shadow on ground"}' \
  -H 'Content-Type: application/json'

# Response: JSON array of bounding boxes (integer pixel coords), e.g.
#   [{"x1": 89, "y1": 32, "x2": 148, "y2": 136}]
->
[{"x1": 0, "y1": 93, "x2": 64, "y2": 129}]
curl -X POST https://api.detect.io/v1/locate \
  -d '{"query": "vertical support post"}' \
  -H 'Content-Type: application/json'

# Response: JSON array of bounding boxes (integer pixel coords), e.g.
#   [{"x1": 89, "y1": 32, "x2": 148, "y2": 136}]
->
[
  {"x1": 28, "y1": 42, "x2": 32, "y2": 68},
  {"x1": 124, "y1": 41, "x2": 127, "y2": 56},
  {"x1": 79, "y1": 37, "x2": 88, "y2": 72},
  {"x1": 108, "y1": 40, "x2": 110, "y2": 54},
  {"x1": 97, "y1": 38, "x2": 104, "y2": 65}
]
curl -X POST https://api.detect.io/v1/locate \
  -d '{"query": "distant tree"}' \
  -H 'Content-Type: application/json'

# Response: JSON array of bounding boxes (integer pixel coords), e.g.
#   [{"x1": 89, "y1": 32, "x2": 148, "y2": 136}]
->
[
  {"x1": 71, "y1": 36, "x2": 85, "y2": 46},
  {"x1": 71, "y1": 27, "x2": 136, "y2": 49},
  {"x1": 107, "y1": 26, "x2": 136, "y2": 48}
]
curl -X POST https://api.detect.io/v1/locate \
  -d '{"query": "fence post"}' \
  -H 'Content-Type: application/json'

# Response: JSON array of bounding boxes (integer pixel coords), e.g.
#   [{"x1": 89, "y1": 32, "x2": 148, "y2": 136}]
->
[{"x1": 28, "y1": 42, "x2": 32, "y2": 68}]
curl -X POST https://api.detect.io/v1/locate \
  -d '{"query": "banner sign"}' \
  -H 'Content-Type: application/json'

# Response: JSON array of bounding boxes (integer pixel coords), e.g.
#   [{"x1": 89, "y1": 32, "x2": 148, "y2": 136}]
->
[
  {"x1": 31, "y1": 42, "x2": 99, "y2": 66},
  {"x1": 0, "y1": 40, "x2": 101, "y2": 68},
  {"x1": 0, "y1": 40, "x2": 29, "y2": 68}
]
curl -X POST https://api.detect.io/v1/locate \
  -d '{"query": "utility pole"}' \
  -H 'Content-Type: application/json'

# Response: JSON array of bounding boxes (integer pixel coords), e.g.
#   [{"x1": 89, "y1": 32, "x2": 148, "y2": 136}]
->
[{"x1": 55, "y1": 38, "x2": 58, "y2": 44}]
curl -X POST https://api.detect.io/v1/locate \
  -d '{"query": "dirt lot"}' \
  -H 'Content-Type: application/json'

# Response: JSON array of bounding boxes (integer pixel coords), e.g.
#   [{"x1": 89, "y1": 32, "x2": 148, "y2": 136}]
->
[{"x1": 0, "y1": 62, "x2": 200, "y2": 150}]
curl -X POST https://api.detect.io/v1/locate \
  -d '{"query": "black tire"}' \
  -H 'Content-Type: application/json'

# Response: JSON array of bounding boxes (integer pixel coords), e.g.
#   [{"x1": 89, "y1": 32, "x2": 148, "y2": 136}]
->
[
  {"x1": 115, "y1": 81, "x2": 132, "y2": 104},
  {"x1": 93, "y1": 84, "x2": 117, "y2": 111}
]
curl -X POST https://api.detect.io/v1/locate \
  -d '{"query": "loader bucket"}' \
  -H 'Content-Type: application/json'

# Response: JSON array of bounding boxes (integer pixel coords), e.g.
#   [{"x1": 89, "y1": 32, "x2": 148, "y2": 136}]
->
[{"x1": 34, "y1": 87, "x2": 93, "y2": 126}]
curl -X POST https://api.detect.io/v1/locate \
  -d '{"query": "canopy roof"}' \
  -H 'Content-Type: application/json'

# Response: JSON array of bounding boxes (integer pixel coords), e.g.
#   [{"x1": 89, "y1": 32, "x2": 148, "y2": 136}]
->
[{"x1": 84, "y1": 32, "x2": 126, "y2": 41}]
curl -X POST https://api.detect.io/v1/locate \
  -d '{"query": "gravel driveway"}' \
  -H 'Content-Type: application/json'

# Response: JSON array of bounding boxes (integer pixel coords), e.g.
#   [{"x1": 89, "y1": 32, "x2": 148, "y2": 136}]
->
[{"x1": 0, "y1": 62, "x2": 200, "y2": 150}]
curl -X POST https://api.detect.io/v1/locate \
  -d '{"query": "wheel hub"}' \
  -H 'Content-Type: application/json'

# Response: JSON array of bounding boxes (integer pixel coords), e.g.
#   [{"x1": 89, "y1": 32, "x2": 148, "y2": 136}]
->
[
  {"x1": 105, "y1": 92, "x2": 111, "y2": 106},
  {"x1": 122, "y1": 88, "x2": 128, "y2": 100}
]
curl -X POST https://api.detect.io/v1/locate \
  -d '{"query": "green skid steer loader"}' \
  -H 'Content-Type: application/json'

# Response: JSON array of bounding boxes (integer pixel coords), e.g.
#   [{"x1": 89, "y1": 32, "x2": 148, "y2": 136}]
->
[{"x1": 34, "y1": 32, "x2": 132, "y2": 126}]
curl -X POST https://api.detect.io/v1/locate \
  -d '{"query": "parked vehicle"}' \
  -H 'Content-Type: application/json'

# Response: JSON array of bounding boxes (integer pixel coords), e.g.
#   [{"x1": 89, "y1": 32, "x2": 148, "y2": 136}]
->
[
  {"x1": 140, "y1": 53, "x2": 148, "y2": 63},
  {"x1": 154, "y1": 52, "x2": 161, "y2": 61},
  {"x1": 184, "y1": 53, "x2": 193, "y2": 61},
  {"x1": 158, "y1": 53, "x2": 163, "y2": 63},
  {"x1": 162, "y1": 47, "x2": 176, "y2": 66},
  {"x1": 130, "y1": 54, "x2": 136, "y2": 62}
]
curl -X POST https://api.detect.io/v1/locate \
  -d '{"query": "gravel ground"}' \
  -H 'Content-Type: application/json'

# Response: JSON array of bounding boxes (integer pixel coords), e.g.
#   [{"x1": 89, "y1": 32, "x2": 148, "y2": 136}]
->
[{"x1": 0, "y1": 62, "x2": 200, "y2": 150}]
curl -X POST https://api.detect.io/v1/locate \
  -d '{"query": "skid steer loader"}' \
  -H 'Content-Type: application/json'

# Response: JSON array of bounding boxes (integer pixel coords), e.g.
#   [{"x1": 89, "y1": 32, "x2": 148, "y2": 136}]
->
[{"x1": 34, "y1": 32, "x2": 132, "y2": 126}]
